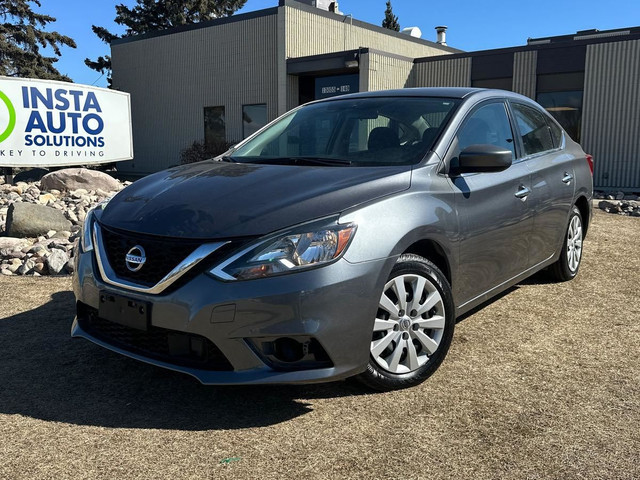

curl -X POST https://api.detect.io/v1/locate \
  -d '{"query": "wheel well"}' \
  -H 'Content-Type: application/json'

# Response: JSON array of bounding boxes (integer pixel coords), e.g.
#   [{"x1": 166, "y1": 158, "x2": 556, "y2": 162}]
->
[
  {"x1": 575, "y1": 196, "x2": 590, "y2": 235},
  {"x1": 403, "y1": 239, "x2": 451, "y2": 285}
]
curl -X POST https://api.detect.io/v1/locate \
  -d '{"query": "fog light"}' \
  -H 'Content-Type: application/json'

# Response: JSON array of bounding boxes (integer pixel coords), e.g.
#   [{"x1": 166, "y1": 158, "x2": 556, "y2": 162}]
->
[
  {"x1": 274, "y1": 337, "x2": 305, "y2": 363},
  {"x1": 247, "y1": 336, "x2": 333, "y2": 371}
]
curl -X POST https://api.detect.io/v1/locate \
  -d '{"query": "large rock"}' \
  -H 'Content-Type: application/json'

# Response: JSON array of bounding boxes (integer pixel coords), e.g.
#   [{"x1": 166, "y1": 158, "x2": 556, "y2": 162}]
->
[
  {"x1": 598, "y1": 200, "x2": 617, "y2": 211},
  {"x1": 0, "y1": 237, "x2": 30, "y2": 250},
  {"x1": 13, "y1": 168, "x2": 49, "y2": 184},
  {"x1": 40, "y1": 168, "x2": 120, "y2": 193},
  {"x1": 6, "y1": 202, "x2": 72, "y2": 238},
  {"x1": 17, "y1": 258, "x2": 36, "y2": 275},
  {"x1": 46, "y1": 249, "x2": 69, "y2": 275}
]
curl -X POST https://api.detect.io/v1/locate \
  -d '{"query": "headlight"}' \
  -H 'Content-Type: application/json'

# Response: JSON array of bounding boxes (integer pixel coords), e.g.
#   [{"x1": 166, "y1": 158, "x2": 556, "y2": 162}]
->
[
  {"x1": 80, "y1": 208, "x2": 96, "y2": 253},
  {"x1": 210, "y1": 221, "x2": 356, "y2": 281},
  {"x1": 80, "y1": 197, "x2": 112, "y2": 253}
]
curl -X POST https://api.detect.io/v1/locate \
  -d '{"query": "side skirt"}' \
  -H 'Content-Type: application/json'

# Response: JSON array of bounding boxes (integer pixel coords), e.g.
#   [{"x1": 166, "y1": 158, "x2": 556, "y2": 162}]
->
[{"x1": 454, "y1": 253, "x2": 558, "y2": 318}]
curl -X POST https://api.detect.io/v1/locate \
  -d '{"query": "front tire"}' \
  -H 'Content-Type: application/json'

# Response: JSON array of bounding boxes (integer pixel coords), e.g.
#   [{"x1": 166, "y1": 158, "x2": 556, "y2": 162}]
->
[
  {"x1": 356, "y1": 254, "x2": 455, "y2": 391},
  {"x1": 549, "y1": 205, "x2": 583, "y2": 282}
]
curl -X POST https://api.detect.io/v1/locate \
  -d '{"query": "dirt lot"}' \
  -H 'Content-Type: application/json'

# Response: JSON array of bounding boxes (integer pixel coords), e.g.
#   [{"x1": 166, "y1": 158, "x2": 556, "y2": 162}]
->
[{"x1": 0, "y1": 208, "x2": 638, "y2": 480}]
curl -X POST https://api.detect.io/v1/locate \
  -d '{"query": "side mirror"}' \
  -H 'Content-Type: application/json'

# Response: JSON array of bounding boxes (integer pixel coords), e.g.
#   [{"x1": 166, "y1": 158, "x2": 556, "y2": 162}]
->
[{"x1": 455, "y1": 144, "x2": 512, "y2": 173}]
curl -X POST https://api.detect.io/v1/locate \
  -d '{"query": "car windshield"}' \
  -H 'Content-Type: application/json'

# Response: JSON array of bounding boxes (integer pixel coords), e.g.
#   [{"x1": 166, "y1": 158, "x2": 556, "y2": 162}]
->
[{"x1": 229, "y1": 96, "x2": 460, "y2": 166}]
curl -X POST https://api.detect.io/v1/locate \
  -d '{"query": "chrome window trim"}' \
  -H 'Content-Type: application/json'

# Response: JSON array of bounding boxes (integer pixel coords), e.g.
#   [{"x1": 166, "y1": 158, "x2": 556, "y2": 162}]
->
[{"x1": 92, "y1": 222, "x2": 229, "y2": 295}]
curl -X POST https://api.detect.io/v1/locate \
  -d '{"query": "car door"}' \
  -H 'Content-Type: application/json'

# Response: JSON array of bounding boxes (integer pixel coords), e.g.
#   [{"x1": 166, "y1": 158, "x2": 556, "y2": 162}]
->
[
  {"x1": 445, "y1": 100, "x2": 533, "y2": 306},
  {"x1": 509, "y1": 102, "x2": 575, "y2": 267}
]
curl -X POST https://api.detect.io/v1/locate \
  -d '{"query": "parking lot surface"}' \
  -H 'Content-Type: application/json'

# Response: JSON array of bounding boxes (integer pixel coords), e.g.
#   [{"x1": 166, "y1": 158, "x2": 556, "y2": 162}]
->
[{"x1": 0, "y1": 208, "x2": 638, "y2": 479}]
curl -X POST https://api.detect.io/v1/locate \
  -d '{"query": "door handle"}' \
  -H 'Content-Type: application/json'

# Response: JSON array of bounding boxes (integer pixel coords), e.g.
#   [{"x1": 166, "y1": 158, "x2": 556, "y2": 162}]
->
[
  {"x1": 562, "y1": 172, "x2": 574, "y2": 184},
  {"x1": 515, "y1": 185, "x2": 531, "y2": 200}
]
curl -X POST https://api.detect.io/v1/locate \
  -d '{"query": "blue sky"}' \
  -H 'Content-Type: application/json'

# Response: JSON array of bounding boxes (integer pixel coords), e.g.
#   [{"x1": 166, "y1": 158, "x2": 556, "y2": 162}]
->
[{"x1": 39, "y1": 0, "x2": 640, "y2": 88}]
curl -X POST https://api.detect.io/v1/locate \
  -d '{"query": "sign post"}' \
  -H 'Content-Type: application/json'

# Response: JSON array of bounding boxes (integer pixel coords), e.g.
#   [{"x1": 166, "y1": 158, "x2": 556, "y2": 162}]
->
[{"x1": 0, "y1": 76, "x2": 133, "y2": 182}]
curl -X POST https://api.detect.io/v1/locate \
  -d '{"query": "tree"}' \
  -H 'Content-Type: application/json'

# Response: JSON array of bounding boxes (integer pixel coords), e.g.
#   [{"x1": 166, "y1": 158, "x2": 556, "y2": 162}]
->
[
  {"x1": 87, "y1": 0, "x2": 248, "y2": 85},
  {"x1": 0, "y1": 0, "x2": 76, "y2": 81},
  {"x1": 381, "y1": 0, "x2": 400, "y2": 32}
]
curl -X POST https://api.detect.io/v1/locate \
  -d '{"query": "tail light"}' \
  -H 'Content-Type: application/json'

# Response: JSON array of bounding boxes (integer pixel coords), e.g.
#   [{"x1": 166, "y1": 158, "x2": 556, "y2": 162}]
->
[{"x1": 586, "y1": 154, "x2": 594, "y2": 175}]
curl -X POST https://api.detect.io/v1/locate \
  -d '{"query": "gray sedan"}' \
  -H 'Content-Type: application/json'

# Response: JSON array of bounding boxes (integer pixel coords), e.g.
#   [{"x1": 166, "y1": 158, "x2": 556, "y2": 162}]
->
[{"x1": 71, "y1": 88, "x2": 593, "y2": 390}]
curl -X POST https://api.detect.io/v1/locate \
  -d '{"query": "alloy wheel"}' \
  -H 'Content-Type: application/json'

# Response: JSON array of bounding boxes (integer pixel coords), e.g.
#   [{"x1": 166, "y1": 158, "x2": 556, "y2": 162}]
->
[
  {"x1": 567, "y1": 214, "x2": 583, "y2": 272},
  {"x1": 371, "y1": 274, "x2": 446, "y2": 374}
]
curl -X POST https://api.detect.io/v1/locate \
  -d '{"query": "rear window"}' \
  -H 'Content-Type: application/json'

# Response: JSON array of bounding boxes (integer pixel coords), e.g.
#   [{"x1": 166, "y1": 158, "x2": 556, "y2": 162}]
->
[
  {"x1": 511, "y1": 103, "x2": 554, "y2": 156},
  {"x1": 231, "y1": 97, "x2": 460, "y2": 166}
]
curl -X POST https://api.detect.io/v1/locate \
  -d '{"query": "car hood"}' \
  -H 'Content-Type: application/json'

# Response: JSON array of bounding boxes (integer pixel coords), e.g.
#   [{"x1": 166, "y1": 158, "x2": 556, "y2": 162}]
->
[{"x1": 99, "y1": 161, "x2": 412, "y2": 239}]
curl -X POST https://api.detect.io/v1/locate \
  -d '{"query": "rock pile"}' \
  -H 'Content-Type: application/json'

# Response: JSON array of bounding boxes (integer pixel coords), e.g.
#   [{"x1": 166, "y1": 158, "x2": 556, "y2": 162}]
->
[
  {"x1": 597, "y1": 200, "x2": 640, "y2": 217},
  {"x1": 0, "y1": 169, "x2": 130, "y2": 276},
  {"x1": 594, "y1": 191, "x2": 640, "y2": 217}
]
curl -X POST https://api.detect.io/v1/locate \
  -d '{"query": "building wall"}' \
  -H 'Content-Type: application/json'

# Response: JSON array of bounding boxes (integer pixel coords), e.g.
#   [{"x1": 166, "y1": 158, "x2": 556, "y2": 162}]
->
[
  {"x1": 412, "y1": 40, "x2": 639, "y2": 189},
  {"x1": 512, "y1": 50, "x2": 537, "y2": 98},
  {"x1": 582, "y1": 39, "x2": 640, "y2": 190},
  {"x1": 110, "y1": 4, "x2": 454, "y2": 174},
  {"x1": 364, "y1": 51, "x2": 414, "y2": 91},
  {"x1": 412, "y1": 57, "x2": 472, "y2": 87},
  {"x1": 285, "y1": 6, "x2": 451, "y2": 60},
  {"x1": 286, "y1": 75, "x2": 299, "y2": 111},
  {"x1": 111, "y1": 13, "x2": 279, "y2": 174}
]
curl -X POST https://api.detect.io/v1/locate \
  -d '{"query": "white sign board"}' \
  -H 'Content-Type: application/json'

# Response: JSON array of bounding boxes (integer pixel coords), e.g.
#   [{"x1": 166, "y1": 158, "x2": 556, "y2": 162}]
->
[{"x1": 0, "y1": 76, "x2": 133, "y2": 168}]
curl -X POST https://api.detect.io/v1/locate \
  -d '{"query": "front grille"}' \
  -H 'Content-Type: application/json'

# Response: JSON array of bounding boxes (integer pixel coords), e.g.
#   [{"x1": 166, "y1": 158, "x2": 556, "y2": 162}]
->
[
  {"x1": 99, "y1": 225, "x2": 203, "y2": 287},
  {"x1": 78, "y1": 304, "x2": 233, "y2": 371}
]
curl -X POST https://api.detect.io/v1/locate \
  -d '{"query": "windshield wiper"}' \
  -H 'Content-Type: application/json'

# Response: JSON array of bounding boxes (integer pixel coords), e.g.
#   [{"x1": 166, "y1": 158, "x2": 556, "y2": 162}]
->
[
  {"x1": 288, "y1": 157, "x2": 352, "y2": 166},
  {"x1": 222, "y1": 156, "x2": 352, "y2": 166}
]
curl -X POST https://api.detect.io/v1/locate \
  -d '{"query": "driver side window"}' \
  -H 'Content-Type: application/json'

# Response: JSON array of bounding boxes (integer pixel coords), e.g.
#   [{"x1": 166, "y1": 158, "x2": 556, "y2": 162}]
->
[{"x1": 453, "y1": 102, "x2": 516, "y2": 160}]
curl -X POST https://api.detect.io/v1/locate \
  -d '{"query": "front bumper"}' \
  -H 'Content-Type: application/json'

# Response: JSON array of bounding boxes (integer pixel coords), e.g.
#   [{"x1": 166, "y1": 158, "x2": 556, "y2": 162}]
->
[{"x1": 72, "y1": 247, "x2": 395, "y2": 385}]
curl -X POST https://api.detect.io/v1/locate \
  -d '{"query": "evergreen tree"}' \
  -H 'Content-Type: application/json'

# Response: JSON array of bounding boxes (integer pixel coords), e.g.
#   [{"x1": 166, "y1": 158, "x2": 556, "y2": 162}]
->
[
  {"x1": 87, "y1": 0, "x2": 248, "y2": 85},
  {"x1": 0, "y1": 0, "x2": 76, "y2": 81},
  {"x1": 381, "y1": 0, "x2": 400, "y2": 32}
]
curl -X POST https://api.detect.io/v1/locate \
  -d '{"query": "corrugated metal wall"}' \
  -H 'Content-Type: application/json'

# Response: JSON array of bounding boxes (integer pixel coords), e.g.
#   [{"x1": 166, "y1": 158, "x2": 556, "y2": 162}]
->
[
  {"x1": 412, "y1": 57, "x2": 471, "y2": 87},
  {"x1": 287, "y1": 75, "x2": 299, "y2": 111},
  {"x1": 285, "y1": 7, "x2": 450, "y2": 60},
  {"x1": 111, "y1": 14, "x2": 279, "y2": 174},
  {"x1": 366, "y1": 52, "x2": 414, "y2": 91},
  {"x1": 512, "y1": 51, "x2": 537, "y2": 99},
  {"x1": 358, "y1": 53, "x2": 370, "y2": 92},
  {"x1": 582, "y1": 39, "x2": 640, "y2": 189}
]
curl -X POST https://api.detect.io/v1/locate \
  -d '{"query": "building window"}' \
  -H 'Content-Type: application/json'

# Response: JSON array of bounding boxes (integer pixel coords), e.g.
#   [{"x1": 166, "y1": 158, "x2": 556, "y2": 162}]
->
[
  {"x1": 204, "y1": 106, "x2": 225, "y2": 147},
  {"x1": 536, "y1": 72, "x2": 584, "y2": 142},
  {"x1": 242, "y1": 104, "x2": 267, "y2": 139},
  {"x1": 536, "y1": 90, "x2": 583, "y2": 143}
]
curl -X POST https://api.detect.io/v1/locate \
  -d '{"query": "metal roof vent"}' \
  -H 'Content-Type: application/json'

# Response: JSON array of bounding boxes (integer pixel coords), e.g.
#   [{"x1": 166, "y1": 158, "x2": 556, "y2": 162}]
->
[
  {"x1": 401, "y1": 27, "x2": 423, "y2": 38},
  {"x1": 435, "y1": 26, "x2": 448, "y2": 45}
]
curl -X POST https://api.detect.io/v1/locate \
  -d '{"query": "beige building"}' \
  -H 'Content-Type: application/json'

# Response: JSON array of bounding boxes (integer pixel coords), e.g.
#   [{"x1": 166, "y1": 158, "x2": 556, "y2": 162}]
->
[
  {"x1": 111, "y1": 1, "x2": 640, "y2": 190},
  {"x1": 110, "y1": 0, "x2": 458, "y2": 174}
]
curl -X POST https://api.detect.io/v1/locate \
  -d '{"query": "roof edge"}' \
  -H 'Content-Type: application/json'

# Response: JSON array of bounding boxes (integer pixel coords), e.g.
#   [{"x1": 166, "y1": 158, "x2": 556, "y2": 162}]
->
[
  {"x1": 110, "y1": 2, "x2": 465, "y2": 54},
  {"x1": 111, "y1": 7, "x2": 279, "y2": 46},
  {"x1": 414, "y1": 29, "x2": 640, "y2": 64},
  {"x1": 528, "y1": 25, "x2": 640, "y2": 44},
  {"x1": 279, "y1": 0, "x2": 463, "y2": 54}
]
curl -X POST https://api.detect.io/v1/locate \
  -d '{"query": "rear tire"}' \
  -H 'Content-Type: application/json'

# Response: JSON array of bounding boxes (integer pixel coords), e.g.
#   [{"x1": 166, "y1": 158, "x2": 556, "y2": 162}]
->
[
  {"x1": 356, "y1": 254, "x2": 455, "y2": 391},
  {"x1": 549, "y1": 205, "x2": 583, "y2": 282}
]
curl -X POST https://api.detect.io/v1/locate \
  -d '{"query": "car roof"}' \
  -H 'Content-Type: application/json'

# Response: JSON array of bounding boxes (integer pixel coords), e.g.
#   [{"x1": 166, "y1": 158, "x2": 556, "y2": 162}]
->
[{"x1": 313, "y1": 87, "x2": 529, "y2": 103}]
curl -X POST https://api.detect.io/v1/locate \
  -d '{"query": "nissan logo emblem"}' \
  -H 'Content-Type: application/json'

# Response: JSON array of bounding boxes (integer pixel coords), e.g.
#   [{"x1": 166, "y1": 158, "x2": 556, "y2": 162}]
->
[{"x1": 125, "y1": 245, "x2": 146, "y2": 272}]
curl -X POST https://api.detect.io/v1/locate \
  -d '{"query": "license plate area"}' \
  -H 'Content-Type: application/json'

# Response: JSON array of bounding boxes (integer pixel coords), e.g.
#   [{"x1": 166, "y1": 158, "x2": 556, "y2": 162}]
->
[{"x1": 98, "y1": 292, "x2": 150, "y2": 331}]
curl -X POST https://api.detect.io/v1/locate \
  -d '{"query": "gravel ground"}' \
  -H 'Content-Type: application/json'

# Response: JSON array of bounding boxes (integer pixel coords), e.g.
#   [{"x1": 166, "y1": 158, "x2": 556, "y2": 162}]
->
[{"x1": 0, "y1": 208, "x2": 638, "y2": 480}]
